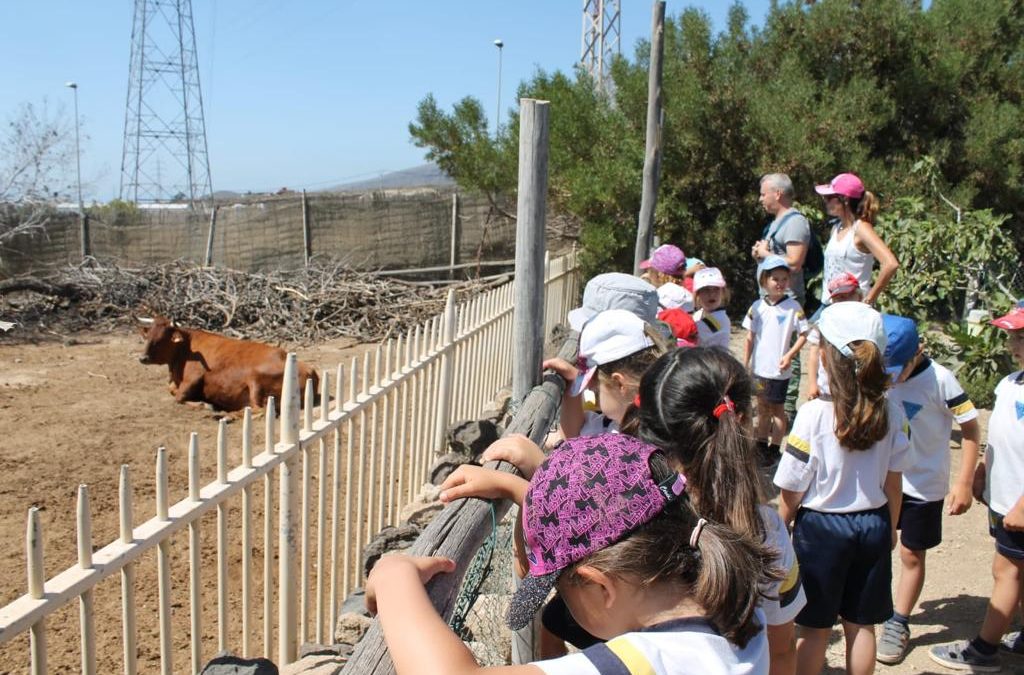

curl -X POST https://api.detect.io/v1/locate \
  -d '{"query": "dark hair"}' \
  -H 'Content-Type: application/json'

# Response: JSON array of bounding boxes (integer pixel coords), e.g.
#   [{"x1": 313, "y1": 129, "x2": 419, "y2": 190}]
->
[
  {"x1": 564, "y1": 452, "x2": 780, "y2": 648},
  {"x1": 758, "y1": 265, "x2": 789, "y2": 290},
  {"x1": 632, "y1": 348, "x2": 766, "y2": 542},
  {"x1": 821, "y1": 340, "x2": 890, "y2": 450},
  {"x1": 595, "y1": 323, "x2": 671, "y2": 387}
]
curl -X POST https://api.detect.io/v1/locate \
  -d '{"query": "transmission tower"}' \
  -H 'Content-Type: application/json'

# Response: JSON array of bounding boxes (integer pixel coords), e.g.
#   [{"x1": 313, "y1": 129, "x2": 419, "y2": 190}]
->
[
  {"x1": 120, "y1": 0, "x2": 213, "y2": 207},
  {"x1": 580, "y1": 0, "x2": 621, "y2": 92}
]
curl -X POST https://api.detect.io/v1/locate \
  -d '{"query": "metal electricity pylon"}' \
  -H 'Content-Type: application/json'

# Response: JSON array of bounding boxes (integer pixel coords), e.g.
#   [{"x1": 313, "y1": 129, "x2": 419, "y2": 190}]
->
[
  {"x1": 120, "y1": 0, "x2": 213, "y2": 208},
  {"x1": 581, "y1": 0, "x2": 621, "y2": 92}
]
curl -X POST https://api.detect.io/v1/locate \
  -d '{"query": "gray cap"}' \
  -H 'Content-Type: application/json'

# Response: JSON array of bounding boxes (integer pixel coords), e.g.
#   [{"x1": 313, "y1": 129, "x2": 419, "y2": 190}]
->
[{"x1": 567, "y1": 273, "x2": 661, "y2": 332}]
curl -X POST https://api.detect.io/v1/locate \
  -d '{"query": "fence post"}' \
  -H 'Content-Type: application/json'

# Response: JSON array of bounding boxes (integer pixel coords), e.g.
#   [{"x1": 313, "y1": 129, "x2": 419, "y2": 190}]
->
[
  {"x1": 204, "y1": 206, "x2": 218, "y2": 266},
  {"x1": 433, "y1": 290, "x2": 457, "y2": 452},
  {"x1": 278, "y1": 354, "x2": 301, "y2": 665},
  {"x1": 449, "y1": 193, "x2": 459, "y2": 279},
  {"x1": 633, "y1": 0, "x2": 666, "y2": 274},
  {"x1": 302, "y1": 190, "x2": 312, "y2": 266},
  {"x1": 511, "y1": 97, "x2": 549, "y2": 665},
  {"x1": 27, "y1": 507, "x2": 46, "y2": 675}
]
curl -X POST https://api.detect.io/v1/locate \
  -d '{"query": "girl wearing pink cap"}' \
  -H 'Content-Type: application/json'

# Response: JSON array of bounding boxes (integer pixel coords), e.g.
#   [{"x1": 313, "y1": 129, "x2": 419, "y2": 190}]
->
[{"x1": 815, "y1": 173, "x2": 899, "y2": 309}]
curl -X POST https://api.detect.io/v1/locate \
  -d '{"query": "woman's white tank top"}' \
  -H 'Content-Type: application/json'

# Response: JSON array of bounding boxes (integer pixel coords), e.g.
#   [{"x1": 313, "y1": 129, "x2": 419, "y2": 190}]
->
[{"x1": 821, "y1": 220, "x2": 875, "y2": 303}]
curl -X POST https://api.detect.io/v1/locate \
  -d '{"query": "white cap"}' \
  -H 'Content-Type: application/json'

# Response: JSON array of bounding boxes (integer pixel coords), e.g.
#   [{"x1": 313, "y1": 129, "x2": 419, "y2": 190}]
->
[
  {"x1": 656, "y1": 282, "x2": 694, "y2": 312},
  {"x1": 817, "y1": 302, "x2": 886, "y2": 358},
  {"x1": 693, "y1": 267, "x2": 726, "y2": 292},
  {"x1": 571, "y1": 309, "x2": 654, "y2": 396}
]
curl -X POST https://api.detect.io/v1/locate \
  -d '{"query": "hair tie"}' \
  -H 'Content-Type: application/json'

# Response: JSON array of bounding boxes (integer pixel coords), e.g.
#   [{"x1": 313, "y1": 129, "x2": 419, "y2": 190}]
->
[
  {"x1": 689, "y1": 518, "x2": 708, "y2": 548},
  {"x1": 633, "y1": 393, "x2": 641, "y2": 408},
  {"x1": 712, "y1": 396, "x2": 735, "y2": 419}
]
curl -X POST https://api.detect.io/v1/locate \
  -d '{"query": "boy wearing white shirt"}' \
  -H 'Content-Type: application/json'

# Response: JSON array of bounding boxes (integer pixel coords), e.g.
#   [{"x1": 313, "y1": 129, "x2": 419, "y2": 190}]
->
[
  {"x1": 743, "y1": 256, "x2": 809, "y2": 466},
  {"x1": 876, "y1": 315, "x2": 980, "y2": 665},
  {"x1": 931, "y1": 301, "x2": 1024, "y2": 672}
]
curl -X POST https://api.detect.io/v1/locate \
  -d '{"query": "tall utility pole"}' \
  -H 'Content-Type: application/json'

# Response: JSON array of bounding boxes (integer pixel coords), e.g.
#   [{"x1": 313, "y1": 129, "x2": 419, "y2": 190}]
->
[
  {"x1": 120, "y1": 0, "x2": 213, "y2": 208},
  {"x1": 581, "y1": 0, "x2": 621, "y2": 92}
]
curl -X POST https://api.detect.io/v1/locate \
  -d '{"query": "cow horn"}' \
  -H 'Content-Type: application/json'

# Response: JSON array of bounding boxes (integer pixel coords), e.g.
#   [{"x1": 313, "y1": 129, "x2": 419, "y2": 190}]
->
[{"x1": 136, "y1": 316, "x2": 154, "y2": 325}]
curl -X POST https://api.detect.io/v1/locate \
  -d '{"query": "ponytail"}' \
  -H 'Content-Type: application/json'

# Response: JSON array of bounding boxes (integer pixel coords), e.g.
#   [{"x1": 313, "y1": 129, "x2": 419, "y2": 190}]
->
[
  {"x1": 635, "y1": 348, "x2": 766, "y2": 541},
  {"x1": 850, "y1": 190, "x2": 880, "y2": 224},
  {"x1": 822, "y1": 340, "x2": 890, "y2": 450}
]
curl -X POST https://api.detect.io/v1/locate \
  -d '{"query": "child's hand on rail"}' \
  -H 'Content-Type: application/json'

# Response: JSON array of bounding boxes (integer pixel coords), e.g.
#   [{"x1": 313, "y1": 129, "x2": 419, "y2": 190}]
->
[
  {"x1": 364, "y1": 555, "x2": 456, "y2": 615},
  {"x1": 439, "y1": 464, "x2": 528, "y2": 504},
  {"x1": 481, "y1": 434, "x2": 546, "y2": 479}
]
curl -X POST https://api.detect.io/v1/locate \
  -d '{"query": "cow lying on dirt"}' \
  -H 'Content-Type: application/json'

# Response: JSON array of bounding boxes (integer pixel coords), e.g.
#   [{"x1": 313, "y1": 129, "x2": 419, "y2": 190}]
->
[{"x1": 137, "y1": 316, "x2": 319, "y2": 412}]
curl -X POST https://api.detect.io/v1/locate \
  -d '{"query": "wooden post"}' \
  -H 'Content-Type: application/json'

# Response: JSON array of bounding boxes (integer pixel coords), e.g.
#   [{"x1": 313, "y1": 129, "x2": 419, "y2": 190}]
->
[
  {"x1": 449, "y1": 193, "x2": 459, "y2": 279},
  {"x1": 80, "y1": 211, "x2": 91, "y2": 259},
  {"x1": 633, "y1": 1, "x2": 667, "y2": 275},
  {"x1": 302, "y1": 189, "x2": 312, "y2": 266},
  {"x1": 511, "y1": 98, "x2": 550, "y2": 405},
  {"x1": 278, "y1": 354, "x2": 301, "y2": 665},
  {"x1": 204, "y1": 206, "x2": 218, "y2": 266},
  {"x1": 510, "y1": 97, "x2": 549, "y2": 664}
]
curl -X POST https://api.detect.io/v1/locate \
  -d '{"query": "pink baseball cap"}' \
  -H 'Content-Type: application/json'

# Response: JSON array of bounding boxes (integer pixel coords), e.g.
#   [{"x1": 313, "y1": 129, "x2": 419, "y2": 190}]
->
[
  {"x1": 991, "y1": 300, "x2": 1024, "y2": 331},
  {"x1": 815, "y1": 173, "x2": 865, "y2": 199},
  {"x1": 827, "y1": 272, "x2": 860, "y2": 299},
  {"x1": 639, "y1": 244, "x2": 686, "y2": 276}
]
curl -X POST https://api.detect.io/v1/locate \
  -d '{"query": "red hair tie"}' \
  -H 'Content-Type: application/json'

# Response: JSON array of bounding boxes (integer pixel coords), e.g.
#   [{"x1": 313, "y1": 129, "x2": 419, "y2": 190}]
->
[
  {"x1": 633, "y1": 394, "x2": 642, "y2": 408},
  {"x1": 712, "y1": 396, "x2": 735, "y2": 419}
]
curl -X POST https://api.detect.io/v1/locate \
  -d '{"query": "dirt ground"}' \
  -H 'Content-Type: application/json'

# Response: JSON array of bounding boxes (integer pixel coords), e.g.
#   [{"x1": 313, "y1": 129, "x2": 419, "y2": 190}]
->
[{"x1": 0, "y1": 329, "x2": 1021, "y2": 673}]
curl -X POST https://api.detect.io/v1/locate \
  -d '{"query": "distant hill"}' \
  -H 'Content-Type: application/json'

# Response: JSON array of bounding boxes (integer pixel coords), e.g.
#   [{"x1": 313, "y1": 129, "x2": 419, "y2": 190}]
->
[{"x1": 330, "y1": 164, "x2": 455, "y2": 192}]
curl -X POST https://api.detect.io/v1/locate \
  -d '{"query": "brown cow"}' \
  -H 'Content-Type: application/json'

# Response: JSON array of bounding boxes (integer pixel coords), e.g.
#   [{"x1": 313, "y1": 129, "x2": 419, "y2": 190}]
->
[{"x1": 137, "y1": 316, "x2": 319, "y2": 412}]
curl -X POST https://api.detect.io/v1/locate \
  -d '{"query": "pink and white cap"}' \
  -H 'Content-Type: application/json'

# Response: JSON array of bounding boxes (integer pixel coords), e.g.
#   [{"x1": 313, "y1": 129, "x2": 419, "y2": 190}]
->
[
  {"x1": 693, "y1": 267, "x2": 726, "y2": 292},
  {"x1": 815, "y1": 172, "x2": 865, "y2": 199},
  {"x1": 827, "y1": 271, "x2": 861, "y2": 298}
]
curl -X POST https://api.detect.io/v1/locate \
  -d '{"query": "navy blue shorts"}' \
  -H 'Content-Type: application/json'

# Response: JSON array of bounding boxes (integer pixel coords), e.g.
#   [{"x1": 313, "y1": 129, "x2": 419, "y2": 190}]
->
[
  {"x1": 792, "y1": 506, "x2": 893, "y2": 628},
  {"x1": 756, "y1": 377, "x2": 790, "y2": 405},
  {"x1": 898, "y1": 495, "x2": 944, "y2": 551},
  {"x1": 989, "y1": 508, "x2": 1024, "y2": 560}
]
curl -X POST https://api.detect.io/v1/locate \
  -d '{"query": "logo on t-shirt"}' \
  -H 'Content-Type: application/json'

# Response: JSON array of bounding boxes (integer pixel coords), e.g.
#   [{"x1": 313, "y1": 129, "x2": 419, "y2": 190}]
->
[
  {"x1": 1016, "y1": 400, "x2": 1024, "y2": 421},
  {"x1": 777, "y1": 315, "x2": 787, "y2": 325},
  {"x1": 902, "y1": 401, "x2": 923, "y2": 421}
]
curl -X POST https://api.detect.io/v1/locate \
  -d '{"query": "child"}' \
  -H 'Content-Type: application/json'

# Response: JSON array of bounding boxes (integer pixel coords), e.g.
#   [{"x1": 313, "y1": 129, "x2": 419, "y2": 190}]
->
[
  {"x1": 692, "y1": 267, "x2": 731, "y2": 351},
  {"x1": 743, "y1": 255, "x2": 809, "y2": 466},
  {"x1": 636, "y1": 346, "x2": 807, "y2": 675},
  {"x1": 805, "y1": 272, "x2": 863, "y2": 401},
  {"x1": 658, "y1": 307, "x2": 699, "y2": 348},
  {"x1": 773, "y1": 302, "x2": 911, "y2": 675},
  {"x1": 639, "y1": 243, "x2": 687, "y2": 290},
  {"x1": 396, "y1": 433, "x2": 777, "y2": 674},
  {"x1": 545, "y1": 309, "x2": 669, "y2": 441},
  {"x1": 876, "y1": 314, "x2": 981, "y2": 665},
  {"x1": 929, "y1": 301, "x2": 1024, "y2": 672}
]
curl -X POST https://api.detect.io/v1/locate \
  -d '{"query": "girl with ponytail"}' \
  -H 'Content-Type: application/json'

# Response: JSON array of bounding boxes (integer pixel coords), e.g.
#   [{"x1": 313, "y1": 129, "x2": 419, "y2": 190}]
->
[
  {"x1": 635, "y1": 346, "x2": 806, "y2": 675},
  {"x1": 773, "y1": 302, "x2": 912, "y2": 674}
]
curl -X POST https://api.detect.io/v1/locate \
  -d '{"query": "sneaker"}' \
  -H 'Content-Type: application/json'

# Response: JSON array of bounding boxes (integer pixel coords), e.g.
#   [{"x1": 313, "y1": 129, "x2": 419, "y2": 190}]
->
[
  {"x1": 1001, "y1": 631, "x2": 1023, "y2": 655},
  {"x1": 877, "y1": 618, "x2": 910, "y2": 664},
  {"x1": 929, "y1": 640, "x2": 1001, "y2": 672}
]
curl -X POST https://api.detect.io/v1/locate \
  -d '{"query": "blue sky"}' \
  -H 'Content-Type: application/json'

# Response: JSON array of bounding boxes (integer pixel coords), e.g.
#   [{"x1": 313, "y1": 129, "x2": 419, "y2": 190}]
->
[{"x1": 0, "y1": 1, "x2": 770, "y2": 200}]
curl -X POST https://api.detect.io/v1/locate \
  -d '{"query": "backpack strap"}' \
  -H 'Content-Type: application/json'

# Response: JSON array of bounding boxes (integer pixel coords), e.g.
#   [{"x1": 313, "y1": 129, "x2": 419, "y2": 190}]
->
[{"x1": 765, "y1": 210, "x2": 799, "y2": 251}]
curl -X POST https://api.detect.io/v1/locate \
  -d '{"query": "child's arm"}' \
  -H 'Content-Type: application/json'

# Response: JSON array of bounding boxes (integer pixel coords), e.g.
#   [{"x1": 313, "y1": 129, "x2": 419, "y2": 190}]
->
[
  {"x1": 777, "y1": 488, "x2": 804, "y2": 528},
  {"x1": 884, "y1": 471, "x2": 903, "y2": 550},
  {"x1": 543, "y1": 357, "x2": 584, "y2": 438},
  {"x1": 367, "y1": 555, "x2": 542, "y2": 675},
  {"x1": 948, "y1": 418, "x2": 981, "y2": 515},
  {"x1": 1005, "y1": 495, "x2": 1024, "y2": 532},
  {"x1": 805, "y1": 343, "x2": 820, "y2": 400},
  {"x1": 439, "y1": 465, "x2": 529, "y2": 505},
  {"x1": 779, "y1": 333, "x2": 807, "y2": 371},
  {"x1": 744, "y1": 331, "x2": 755, "y2": 370},
  {"x1": 481, "y1": 435, "x2": 547, "y2": 480}
]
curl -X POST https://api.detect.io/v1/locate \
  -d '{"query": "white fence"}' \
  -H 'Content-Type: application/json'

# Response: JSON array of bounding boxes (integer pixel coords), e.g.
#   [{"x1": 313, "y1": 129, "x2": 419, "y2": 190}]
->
[{"x1": 0, "y1": 251, "x2": 579, "y2": 674}]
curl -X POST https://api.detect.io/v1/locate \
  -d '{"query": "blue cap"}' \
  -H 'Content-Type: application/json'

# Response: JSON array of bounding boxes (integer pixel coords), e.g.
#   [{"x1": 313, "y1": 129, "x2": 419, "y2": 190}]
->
[
  {"x1": 758, "y1": 255, "x2": 789, "y2": 277},
  {"x1": 882, "y1": 314, "x2": 920, "y2": 376}
]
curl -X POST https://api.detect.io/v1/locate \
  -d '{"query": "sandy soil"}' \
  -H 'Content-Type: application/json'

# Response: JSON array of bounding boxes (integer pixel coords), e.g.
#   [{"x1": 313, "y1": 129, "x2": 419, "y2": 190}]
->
[{"x1": 0, "y1": 330, "x2": 1020, "y2": 673}]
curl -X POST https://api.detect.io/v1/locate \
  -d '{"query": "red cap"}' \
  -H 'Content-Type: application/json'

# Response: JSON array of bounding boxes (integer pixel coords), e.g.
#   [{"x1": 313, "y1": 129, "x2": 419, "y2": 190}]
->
[
  {"x1": 827, "y1": 272, "x2": 860, "y2": 298},
  {"x1": 991, "y1": 301, "x2": 1024, "y2": 330}
]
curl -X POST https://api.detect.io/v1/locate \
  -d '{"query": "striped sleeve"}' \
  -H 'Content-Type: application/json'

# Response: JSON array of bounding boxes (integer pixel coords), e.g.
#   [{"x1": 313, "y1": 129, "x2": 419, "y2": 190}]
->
[
  {"x1": 581, "y1": 638, "x2": 657, "y2": 675},
  {"x1": 938, "y1": 366, "x2": 979, "y2": 424},
  {"x1": 783, "y1": 433, "x2": 811, "y2": 463}
]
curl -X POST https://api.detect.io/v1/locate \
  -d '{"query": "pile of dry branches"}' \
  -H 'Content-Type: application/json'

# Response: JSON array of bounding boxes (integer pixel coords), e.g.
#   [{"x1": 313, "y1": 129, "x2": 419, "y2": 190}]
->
[{"x1": 0, "y1": 260, "x2": 502, "y2": 344}]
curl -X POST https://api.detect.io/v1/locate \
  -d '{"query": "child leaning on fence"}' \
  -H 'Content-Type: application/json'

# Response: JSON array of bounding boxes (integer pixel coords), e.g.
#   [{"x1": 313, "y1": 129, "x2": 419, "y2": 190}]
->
[
  {"x1": 875, "y1": 314, "x2": 981, "y2": 665},
  {"x1": 773, "y1": 302, "x2": 911, "y2": 675},
  {"x1": 929, "y1": 301, "x2": 1024, "y2": 672},
  {"x1": 369, "y1": 433, "x2": 777, "y2": 675}
]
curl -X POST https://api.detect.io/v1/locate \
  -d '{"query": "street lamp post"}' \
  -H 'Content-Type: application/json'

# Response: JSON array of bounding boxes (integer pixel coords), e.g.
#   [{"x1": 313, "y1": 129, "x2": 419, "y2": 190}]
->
[
  {"x1": 493, "y1": 39, "x2": 504, "y2": 137},
  {"x1": 65, "y1": 81, "x2": 89, "y2": 257}
]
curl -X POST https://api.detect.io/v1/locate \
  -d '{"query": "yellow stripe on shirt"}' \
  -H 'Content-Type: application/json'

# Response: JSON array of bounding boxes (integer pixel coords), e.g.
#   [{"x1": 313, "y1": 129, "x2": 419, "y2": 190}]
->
[
  {"x1": 951, "y1": 401, "x2": 976, "y2": 417},
  {"x1": 606, "y1": 637, "x2": 657, "y2": 675},
  {"x1": 785, "y1": 434, "x2": 810, "y2": 454}
]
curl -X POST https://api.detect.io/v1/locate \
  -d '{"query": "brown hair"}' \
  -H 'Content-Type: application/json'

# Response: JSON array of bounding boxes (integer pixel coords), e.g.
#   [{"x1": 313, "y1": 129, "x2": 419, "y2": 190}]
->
[
  {"x1": 595, "y1": 323, "x2": 672, "y2": 388},
  {"x1": 849, "y1": 190, "x2": 880, "y2": 224},
  {"x1": 822, "y1": 340, "x2": 890, "y2": 450},
  {"x1": 631, "y1": 348, "x2": 767, "y2": 543},
  {"x1": 564, "y1": 452, "x2": 780, "y2": 648}
]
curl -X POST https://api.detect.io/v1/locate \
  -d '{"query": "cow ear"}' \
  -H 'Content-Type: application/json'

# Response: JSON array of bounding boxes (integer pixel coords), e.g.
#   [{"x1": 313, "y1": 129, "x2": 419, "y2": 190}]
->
[{"x1": 171, "y1": 330, "x2": 185, "y2": 344}]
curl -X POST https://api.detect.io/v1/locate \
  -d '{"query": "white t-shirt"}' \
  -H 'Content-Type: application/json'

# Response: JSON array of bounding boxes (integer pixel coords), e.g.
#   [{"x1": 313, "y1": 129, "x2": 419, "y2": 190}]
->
[
  {"x1": 759, "y1": 506, "x2": 806, "y2": 625},
  {"x1": 773, "y1": 397, "x2": 911, "y2": 512},
  {"x1": 579, "y1": 411, "x2": 619, "y2": 437},
  {"x1": 695, "y1": 308, "x2": 731, "y2": 351},
  {"x1": 742, "y1": 297, "x2": 808, "y2": 380},
  {"x1": 984, "y1": 371, "x2": 1024, "y2": 515},
  {"x1": 535, "y1": 615, "x2": 769, "y2": 675},
  {"x1": 888, "y1": 359, "x2": 978, "y2": 501}
]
